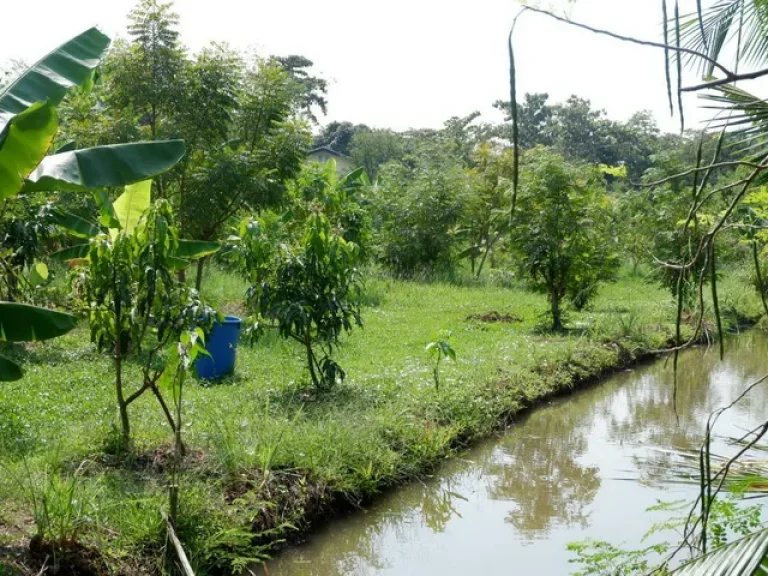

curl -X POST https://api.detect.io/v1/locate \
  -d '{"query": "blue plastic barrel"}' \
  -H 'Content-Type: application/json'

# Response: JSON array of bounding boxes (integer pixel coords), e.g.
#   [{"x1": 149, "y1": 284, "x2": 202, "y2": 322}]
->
[{"x1": 195, "y1": 316, "x2": 241, "y2": 379}]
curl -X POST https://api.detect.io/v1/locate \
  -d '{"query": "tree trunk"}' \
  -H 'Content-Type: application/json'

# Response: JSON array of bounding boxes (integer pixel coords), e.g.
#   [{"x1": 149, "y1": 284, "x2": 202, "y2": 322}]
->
[
  {"x1": 195, "y1": 258, "x2": 206, "y2": 292},
  {"x1": 551, "y1": 293, "x2": 563, "y2": 332},
  {"x1": 305, "y1": 335, "x2": 319, "y2": 388},
  {"x1": 115, "y1": 353, "x2": 130, "y2": 446}
]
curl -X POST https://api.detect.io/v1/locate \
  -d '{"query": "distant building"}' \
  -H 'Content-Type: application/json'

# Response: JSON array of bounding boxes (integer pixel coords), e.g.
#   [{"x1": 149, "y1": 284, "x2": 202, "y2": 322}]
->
[{"x1": 306, "y1": 146, "x2": 354, "y2": 176}]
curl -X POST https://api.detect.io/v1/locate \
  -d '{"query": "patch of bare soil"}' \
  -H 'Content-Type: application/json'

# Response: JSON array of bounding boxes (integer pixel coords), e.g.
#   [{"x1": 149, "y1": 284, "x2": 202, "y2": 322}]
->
[{"x1": 465, "y1": 311, "x2": 522, "y2": 324}]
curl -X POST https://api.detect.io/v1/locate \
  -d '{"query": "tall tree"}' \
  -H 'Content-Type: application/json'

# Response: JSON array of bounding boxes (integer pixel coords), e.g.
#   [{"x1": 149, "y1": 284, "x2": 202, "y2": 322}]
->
[
  {"x1": 313, "y1": 121, "x2": 370, "y2": 155},
  {"x1": 349, "y1": 129, "x2": 405, "y2": 181},
  {"x1": 272, "y1": 55, "x2": 328, "y2": 123},
  {"x1": 106, "y1": 0, "x2": 185, "y2": 139}
]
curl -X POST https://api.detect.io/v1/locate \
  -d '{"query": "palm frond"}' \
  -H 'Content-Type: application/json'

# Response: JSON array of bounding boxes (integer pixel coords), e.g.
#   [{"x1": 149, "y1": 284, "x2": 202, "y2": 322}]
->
[
  {"x1": 679, "y1": 0, "x2": 768, "y2": 76},
  {"x1": 702, "y1": 85, "x2": 768, "y2": 159},
  {"x1": 671, "y1": 526, "x2": 768, "y2": 574}
]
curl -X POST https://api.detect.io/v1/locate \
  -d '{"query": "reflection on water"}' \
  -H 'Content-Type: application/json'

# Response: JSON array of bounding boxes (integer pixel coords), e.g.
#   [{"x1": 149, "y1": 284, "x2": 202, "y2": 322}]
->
[{"x1": 268, "y1": 333, "x2": 768, "y2": 576}]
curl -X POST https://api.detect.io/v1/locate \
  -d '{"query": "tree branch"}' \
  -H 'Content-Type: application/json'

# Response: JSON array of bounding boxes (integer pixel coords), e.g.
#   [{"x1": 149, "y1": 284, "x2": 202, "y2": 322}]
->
[
  {"x1": 519, "y1": 5, "x2": 735, "y2": 79},
  {"x1": 683, "y1": 67, "x2": 768, "y2": 92}
]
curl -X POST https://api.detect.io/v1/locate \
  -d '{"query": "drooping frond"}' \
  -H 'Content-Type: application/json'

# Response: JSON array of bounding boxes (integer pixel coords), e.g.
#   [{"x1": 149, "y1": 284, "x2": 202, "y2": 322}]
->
[
  {"x1": 680, "y1": 0, "x2": 768, "y2": 77},
  {"x1": 702, "y1": 85, "x2": 768, "y2": 159}
]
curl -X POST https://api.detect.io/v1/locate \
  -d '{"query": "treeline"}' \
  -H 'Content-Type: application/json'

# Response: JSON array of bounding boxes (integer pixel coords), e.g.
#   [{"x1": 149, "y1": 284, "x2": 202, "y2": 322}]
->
[{"x1": 3, "y1": 0, "x2": 756, "y2": 336}]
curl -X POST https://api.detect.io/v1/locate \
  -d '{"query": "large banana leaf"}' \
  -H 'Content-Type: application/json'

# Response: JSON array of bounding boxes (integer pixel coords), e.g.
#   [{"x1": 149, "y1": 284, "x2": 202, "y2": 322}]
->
[
  {"x1": 22, "y1": 140, "x2": 185, "y2": 193},
  {"x1": 50, "y1": 244, "x2": 90, "y2": 262},
  {"x1": 176, "y1": 240, "x2": 221, "y2": 260},
  {"x1": 672, "y1": 528, "x2": 768, "y2": 574},
  {"x1": 0, "y1": 303, "x2": 78, "y2": 382},
  {"x1": 0, "y1": 302, "x2": 77, "y2": 342},
  {"x1": 112, "y1": 179, "x2": 151, "y2": 235},
  {"x1": 0, "y1": 102, "x2": 58, "y2": 200},
  {"x1": 0, "y1": 27, "x2": 110, "y2": 133},
  {"x1": 48, "y1": 209, "x2": 101, "y2": 238},
  {"x1": 0, "y1": 355, "x2": 23, "y2": 382}
]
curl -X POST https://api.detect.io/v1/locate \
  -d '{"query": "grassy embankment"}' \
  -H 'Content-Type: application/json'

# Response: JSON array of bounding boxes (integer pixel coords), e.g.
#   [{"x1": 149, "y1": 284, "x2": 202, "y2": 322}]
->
[{"x1": 0, "y1": 266, "x2": 763, "y2": 573}]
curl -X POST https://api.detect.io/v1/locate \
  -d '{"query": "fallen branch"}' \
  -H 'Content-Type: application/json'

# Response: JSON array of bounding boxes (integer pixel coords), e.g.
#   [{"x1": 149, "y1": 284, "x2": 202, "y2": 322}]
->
[{"x1": 163, "y1": 512, "x2": 195, "y2": 576}]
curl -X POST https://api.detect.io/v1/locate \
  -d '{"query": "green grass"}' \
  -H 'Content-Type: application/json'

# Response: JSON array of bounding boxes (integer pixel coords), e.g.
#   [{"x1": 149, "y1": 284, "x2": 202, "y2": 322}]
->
[{"x1": 0, "y1": 266, "x2": 763, "y2": 574}]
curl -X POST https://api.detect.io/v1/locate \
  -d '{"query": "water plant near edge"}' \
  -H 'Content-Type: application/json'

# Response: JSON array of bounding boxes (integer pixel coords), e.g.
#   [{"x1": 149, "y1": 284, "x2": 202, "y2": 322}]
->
[{"x1": 426, "y1": 334, "x2": 456, "y2": 392}]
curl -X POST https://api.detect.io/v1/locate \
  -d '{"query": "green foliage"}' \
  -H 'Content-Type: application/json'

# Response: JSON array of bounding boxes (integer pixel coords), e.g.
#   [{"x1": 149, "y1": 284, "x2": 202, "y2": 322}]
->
[
  {"x1": 461, "y1": 142, "x2": 515, "y2": 277},
  {"x1": 373, "y1": 146, "x2": 469, "y2": 277},
  {"x1": 510, "y1": 147, "x2": 620, "y2": 330},
  {"x1": 0, "y1": 27, "x2": 185, "y2": 381},
  {"x1": 244, "y1": 210, "x2": 363, "y2": 390},
  {"x1": 71, "y1": 194, "x2": 217, "y2": 444},
  {"x1": 313, "y1": 121, "x2": 370, "y2": 156},
  {"x1": 349, "y1": 129, "x2": 405, "y2": 181}
]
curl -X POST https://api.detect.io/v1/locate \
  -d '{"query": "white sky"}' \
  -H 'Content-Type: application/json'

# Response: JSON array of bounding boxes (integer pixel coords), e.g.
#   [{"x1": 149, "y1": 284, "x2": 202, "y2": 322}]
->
[{"x1": 0, "y1": 0, "x2": 719, "y2": 134}]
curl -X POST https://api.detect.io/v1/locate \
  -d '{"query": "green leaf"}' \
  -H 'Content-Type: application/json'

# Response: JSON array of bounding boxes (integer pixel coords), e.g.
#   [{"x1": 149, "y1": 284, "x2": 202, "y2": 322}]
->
[
  {"x1": 49, "y1": 209, "x2": 101, "y2": 238},
  {"x1": 22, "y1": 140, "x2": 185, "y2": 193},
  {"x1": 0, "y1": 302, "x2": 77, "y2": 342},
  {"x1": 166, "y1": 256, "x2": 191, "y2": 270},
  {"x1": 672, "y1": 527, "x2": 768, "y2": 574},
  {"x1": 113, "y1": 179, "x2": 151, "y2": 234},
  {"x1": 50, "y1": 244, "x2": 90, "y2": 262},
  {"x1": 0, "y1": 355, "x2": 23, "y2": 382},
  {"x1": 28, "y1": 262, "x2": 49, "y2": 287},
  {"x1": 0, "y1": 27, "x2": 111, "y2": 133},
  {"x1": 175, "y1": 240, "x2": 220, "y2": 260},
  {"x1": 0, "y1": 102, "x2": 58, "y2": 200}
]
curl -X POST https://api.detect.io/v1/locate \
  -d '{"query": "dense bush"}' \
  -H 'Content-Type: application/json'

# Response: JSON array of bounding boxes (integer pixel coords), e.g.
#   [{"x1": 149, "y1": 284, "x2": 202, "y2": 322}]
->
[
  {"x1": 510, "y1": 147, "x2": 620, "y2": 330},
  {"x1": 373, "y1": 149, "x2": 469, "y2": 277}
]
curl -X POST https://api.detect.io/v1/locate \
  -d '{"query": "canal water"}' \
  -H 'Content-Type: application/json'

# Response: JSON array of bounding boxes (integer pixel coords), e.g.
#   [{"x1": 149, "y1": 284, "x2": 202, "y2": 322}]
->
[{"x1": 269, "y1": 332, "x2": 768, "y2": 575}]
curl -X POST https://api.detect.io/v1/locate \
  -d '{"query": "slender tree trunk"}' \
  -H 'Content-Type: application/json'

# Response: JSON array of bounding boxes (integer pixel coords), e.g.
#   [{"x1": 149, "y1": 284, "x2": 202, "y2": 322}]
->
[
  {"x1": 116, "y1": 349, "x2": 130, "y2": 445},
  {"x1": 195, "y1": 257, "x2": 206, "y2": 292},
  {"x1": 305, "y1": 335, "x2": 319, "y2": 388},
  {"x1": 551, "y1": 292, "x2": 563, "y2": 332},
  {"x1": 113, "y1": 284, "x2": 131, "y2": 445},
  {"x1": 753, "y1": 242, "x2": 768, "y2": 319}
]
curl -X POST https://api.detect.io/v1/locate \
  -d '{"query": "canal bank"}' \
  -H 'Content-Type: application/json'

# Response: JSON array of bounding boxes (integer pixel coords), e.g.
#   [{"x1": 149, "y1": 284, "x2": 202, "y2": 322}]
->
[{"x1": 268, "y1": 331, "x2": 768, "y2": 575}]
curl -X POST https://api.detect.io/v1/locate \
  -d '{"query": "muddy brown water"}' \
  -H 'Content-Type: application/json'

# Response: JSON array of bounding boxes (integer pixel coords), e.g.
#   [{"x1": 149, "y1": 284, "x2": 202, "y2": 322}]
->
[{"x1": 268, "y1": 332, "x2": 768, "y2": 575}]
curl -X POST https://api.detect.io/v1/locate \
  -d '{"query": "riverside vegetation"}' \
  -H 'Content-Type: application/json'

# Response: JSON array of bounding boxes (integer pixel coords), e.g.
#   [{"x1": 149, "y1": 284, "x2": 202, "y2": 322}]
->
[{"x1": 0, "y1": 264, "x2": 764, "y2": 574}]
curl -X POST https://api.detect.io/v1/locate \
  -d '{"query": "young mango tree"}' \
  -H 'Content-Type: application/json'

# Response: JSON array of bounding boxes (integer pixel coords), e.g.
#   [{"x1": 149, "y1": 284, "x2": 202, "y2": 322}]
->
[
  {"x1": 248, "y1": 211, "x2": 362, "y2": 390},
  {"x1": 228, "y1": 162, "x2": 367, "y2": 391},
  {"x1": 0, "y1": 28, "x2": 187, "y2": 381},
  {"x1": 54, "y1": 180, "x2": 219, "y2": 447},
  {"x1": 510, "y1": 147, "x2": 619, "y2": 331}
]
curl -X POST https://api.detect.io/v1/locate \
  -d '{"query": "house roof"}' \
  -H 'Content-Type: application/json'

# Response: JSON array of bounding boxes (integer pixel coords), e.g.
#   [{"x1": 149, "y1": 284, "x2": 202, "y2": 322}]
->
[{"x1": 307, "y1": 146, "x2": 350, "y2": 158}]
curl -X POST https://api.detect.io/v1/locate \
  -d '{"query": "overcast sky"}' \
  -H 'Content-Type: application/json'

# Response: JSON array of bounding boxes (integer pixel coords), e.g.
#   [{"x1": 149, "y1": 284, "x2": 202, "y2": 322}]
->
[{"x1": 1, "y1": 0, "x2": 715, "y2": 134}]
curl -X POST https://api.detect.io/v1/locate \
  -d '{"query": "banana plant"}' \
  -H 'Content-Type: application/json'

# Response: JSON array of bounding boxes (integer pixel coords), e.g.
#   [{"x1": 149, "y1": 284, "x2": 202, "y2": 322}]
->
[
  {"x1": 0, "y1": 28, "x2": 189, "y2": 381},
  {"x1": 49, "y1": 180, "x2": 221, "y2": 267}
]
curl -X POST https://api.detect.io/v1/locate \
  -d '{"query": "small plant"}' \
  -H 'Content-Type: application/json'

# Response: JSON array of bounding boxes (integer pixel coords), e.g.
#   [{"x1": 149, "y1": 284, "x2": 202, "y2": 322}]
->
[{"x1": 425, "y1": 333, "x2": 456, "y2": 392}]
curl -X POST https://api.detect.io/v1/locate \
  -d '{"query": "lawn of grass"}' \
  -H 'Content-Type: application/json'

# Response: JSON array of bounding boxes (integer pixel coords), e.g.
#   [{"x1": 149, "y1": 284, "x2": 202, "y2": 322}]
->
[{"x1": 0, "y1": 266, "x2": 763, "y2": 574}]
